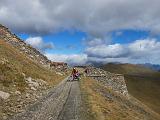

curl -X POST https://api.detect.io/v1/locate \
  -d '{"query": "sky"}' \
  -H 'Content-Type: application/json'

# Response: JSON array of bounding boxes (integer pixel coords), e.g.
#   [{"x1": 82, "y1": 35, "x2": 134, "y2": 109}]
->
[{"x1": 0, "y1": 0, "x2": 160, "y2": 65}]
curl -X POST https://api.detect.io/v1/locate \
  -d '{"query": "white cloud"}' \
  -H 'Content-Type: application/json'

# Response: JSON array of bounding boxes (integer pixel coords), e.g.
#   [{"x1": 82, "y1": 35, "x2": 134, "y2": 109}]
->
[
  {"x1": 85, "y1": 44, "x2": 127, "y2": 58},
  {"x1": 1, "y1": 0, "x2": 160, "y2": 65},
  {"x1": 87, "y1": 38, "x2": 104, "y2": 46},
  {"x1": 45, "y1": 53, "x2": 88, "y2": 65},
  {"x1": 87, "y1": 57, "x2": 131, "y2": 64},
  {"x1": 115, "y1": 31, "x2": 123, "y2": 36},
  {"x1": 0, "y1": 0, "x2": 160, "y2": 37},
  {"x1": 25, "y1": 37, "x2": 54, "y2": 53},
  {"x1": 128, "y1": 39, "x2": 160, "y2": 60},
  {"x1": 85, "y1": 39, "x2": 160, "y2": 64},
  {"x1": 85, "y1": 36, "x2": 112, "y2": 46},
  {"x1": 45, "y1": 39, "x2": 160, "y2": 65},
  {"x1": 129, "y1": 39, "x2": 160, "y2": 52}
]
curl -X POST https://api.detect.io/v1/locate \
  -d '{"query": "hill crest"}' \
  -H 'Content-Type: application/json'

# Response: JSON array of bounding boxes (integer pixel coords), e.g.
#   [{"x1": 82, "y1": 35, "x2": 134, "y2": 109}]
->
[{"x1": 0, "y1": 24, "x2": 51, "y2": 67}]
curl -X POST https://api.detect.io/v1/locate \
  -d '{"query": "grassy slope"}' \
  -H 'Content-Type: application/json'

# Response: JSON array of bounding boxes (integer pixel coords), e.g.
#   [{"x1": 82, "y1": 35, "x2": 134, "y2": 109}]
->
[
  {"x1": 100, "y1": 63, "x2": 160, "y2": 114},
  {"x1": 80, "y1": 76, "x2": 160, "y2": 120},
  {"x1": 0, "y1": 39, "x2": 65, "y2": 92},
  {"x1": 0, "y1": 39, "x2": 69, "y2": 119}
]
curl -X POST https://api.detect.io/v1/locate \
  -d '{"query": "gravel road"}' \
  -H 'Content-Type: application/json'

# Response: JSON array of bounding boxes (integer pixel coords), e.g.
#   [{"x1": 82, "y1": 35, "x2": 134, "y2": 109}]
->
[{"x1": 8, "y1": 77, "x2": 82, "y2": 120}]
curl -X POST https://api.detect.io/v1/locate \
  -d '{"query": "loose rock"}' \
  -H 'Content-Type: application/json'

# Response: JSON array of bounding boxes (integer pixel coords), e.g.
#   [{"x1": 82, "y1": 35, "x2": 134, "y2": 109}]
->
[{"x1": 0, "y1": 91, "x2": 10, "y2": 100}]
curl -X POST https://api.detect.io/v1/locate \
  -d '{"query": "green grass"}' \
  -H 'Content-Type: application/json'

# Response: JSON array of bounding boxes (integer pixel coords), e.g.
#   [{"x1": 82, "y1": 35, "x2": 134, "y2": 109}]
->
[{"x1": 100, "y1": 63, "x2": 160, "y2": 114}]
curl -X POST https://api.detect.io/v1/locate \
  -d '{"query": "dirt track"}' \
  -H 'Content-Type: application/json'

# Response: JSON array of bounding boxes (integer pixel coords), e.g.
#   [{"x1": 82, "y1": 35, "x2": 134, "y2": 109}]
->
[{"x1": 9, "y1": 77, "x2": 82, "y2": 120}]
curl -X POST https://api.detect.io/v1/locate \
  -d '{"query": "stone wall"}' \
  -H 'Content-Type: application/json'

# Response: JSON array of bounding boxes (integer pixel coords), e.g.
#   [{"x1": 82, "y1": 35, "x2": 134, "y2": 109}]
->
[{"x1": 88, "y1": 66, "x2": 128, "y2": 96}]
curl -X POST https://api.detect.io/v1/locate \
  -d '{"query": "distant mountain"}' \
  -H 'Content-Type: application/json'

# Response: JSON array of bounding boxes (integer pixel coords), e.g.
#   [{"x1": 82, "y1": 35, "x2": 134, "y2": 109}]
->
[
  {"x1": 100, "y1": 62, "x2": 157, "y2": 75},
  {"x1": 100, "y1": 63, "x2": 160, "y2": 114},
  {"x1": 140, "y1": 63, "x2": 160, "y2": 71}
]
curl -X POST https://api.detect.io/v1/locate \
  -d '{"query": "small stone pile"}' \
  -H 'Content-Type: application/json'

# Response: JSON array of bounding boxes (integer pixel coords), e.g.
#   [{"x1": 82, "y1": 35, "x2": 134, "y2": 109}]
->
[{"x1": 88, "y1": 66, "x2": 128, "y2": 96}]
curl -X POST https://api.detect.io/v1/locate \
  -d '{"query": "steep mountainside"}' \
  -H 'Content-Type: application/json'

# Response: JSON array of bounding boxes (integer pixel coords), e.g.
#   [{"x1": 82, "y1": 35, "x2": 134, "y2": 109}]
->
[
  {"x1": 0, "y1": 24, "x2": 51, "y2": 67},
  {"x1": 0, "y1": 25, "x2": 68, "y2": 119},
  {"x1": 100, "y1": 63, "x2": 160, "y2": 114}
]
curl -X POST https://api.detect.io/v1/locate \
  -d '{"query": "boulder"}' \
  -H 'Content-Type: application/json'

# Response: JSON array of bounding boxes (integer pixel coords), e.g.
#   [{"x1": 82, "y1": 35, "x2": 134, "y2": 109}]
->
[
  {"x1": 0, "y1": 91, "x2": 10, "y2": 100},
  {"x1": 15, "y1": 91, "x2": 21, "y2": 95}
]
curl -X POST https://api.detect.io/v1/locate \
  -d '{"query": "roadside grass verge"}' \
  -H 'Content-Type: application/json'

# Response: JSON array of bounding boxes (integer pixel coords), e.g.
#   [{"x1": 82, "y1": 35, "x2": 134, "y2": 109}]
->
[{"x1": 79, "y1": 76, "x2": 160, "y2": 120}]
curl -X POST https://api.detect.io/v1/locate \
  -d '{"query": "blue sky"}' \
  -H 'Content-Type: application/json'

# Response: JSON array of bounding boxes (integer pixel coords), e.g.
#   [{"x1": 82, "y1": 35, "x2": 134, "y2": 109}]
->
[
  {"x1": 112, "y1": 30, "x2": 150, "y2": 44},
  {"x1": 18, "y1": 30, "x2": 151, "y2": 46},
  {"x1": 18, "y1": 31, "x2": 86, "y2": 54},
  {"x1": 17, "y1": 30, "x2": 153, "y2": 54},
  {"x1": 16, "y1": 29, "x2": 160, "y2": 65},
  {"x1": 1, "y1": 0, "x2": 160, "y2": 65}
]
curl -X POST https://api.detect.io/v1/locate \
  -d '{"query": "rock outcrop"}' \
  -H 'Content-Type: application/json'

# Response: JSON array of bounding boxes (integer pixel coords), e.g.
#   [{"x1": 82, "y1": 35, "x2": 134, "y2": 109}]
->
[
  {"x1": 0, "y1": 24, "x2": 51, "y2": 67},
  {"x1": 0, "y1": 91, "x2": 10, "y2": 100},
  {"x1": 50, "y1": 62, "x2": 68, "y2": 72}
]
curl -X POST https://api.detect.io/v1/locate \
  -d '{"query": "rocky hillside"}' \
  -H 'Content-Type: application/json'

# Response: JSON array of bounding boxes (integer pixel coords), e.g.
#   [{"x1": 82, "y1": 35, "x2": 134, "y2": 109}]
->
[
  {"x1": 0, "y1": 25, "x2": 68, "y2": 120},
  {"x1": 0, "y1": 24, "x2": 51, "y2": 68}
]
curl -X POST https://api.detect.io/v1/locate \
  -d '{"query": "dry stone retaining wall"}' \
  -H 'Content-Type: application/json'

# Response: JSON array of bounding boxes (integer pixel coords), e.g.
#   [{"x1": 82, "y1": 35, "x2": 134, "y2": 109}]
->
[{"x1": 88, "y1": 67, "x2": 128, "y2": 96}]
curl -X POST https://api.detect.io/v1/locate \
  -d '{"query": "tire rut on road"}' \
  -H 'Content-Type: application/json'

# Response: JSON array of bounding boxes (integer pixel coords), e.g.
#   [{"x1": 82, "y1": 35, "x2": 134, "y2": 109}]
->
[
  {"x1": 58, "y1": 80, "x2": 81, "y2": 120},
  {"x1": 8, "y1": 77, "x2": 82, "y2": 120}
]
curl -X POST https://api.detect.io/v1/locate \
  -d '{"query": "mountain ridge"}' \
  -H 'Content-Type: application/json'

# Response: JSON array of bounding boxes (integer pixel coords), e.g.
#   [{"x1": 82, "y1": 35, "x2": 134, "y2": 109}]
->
[{"x1": 0, "y1": 24, "x2": 51, "y2": 68}]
